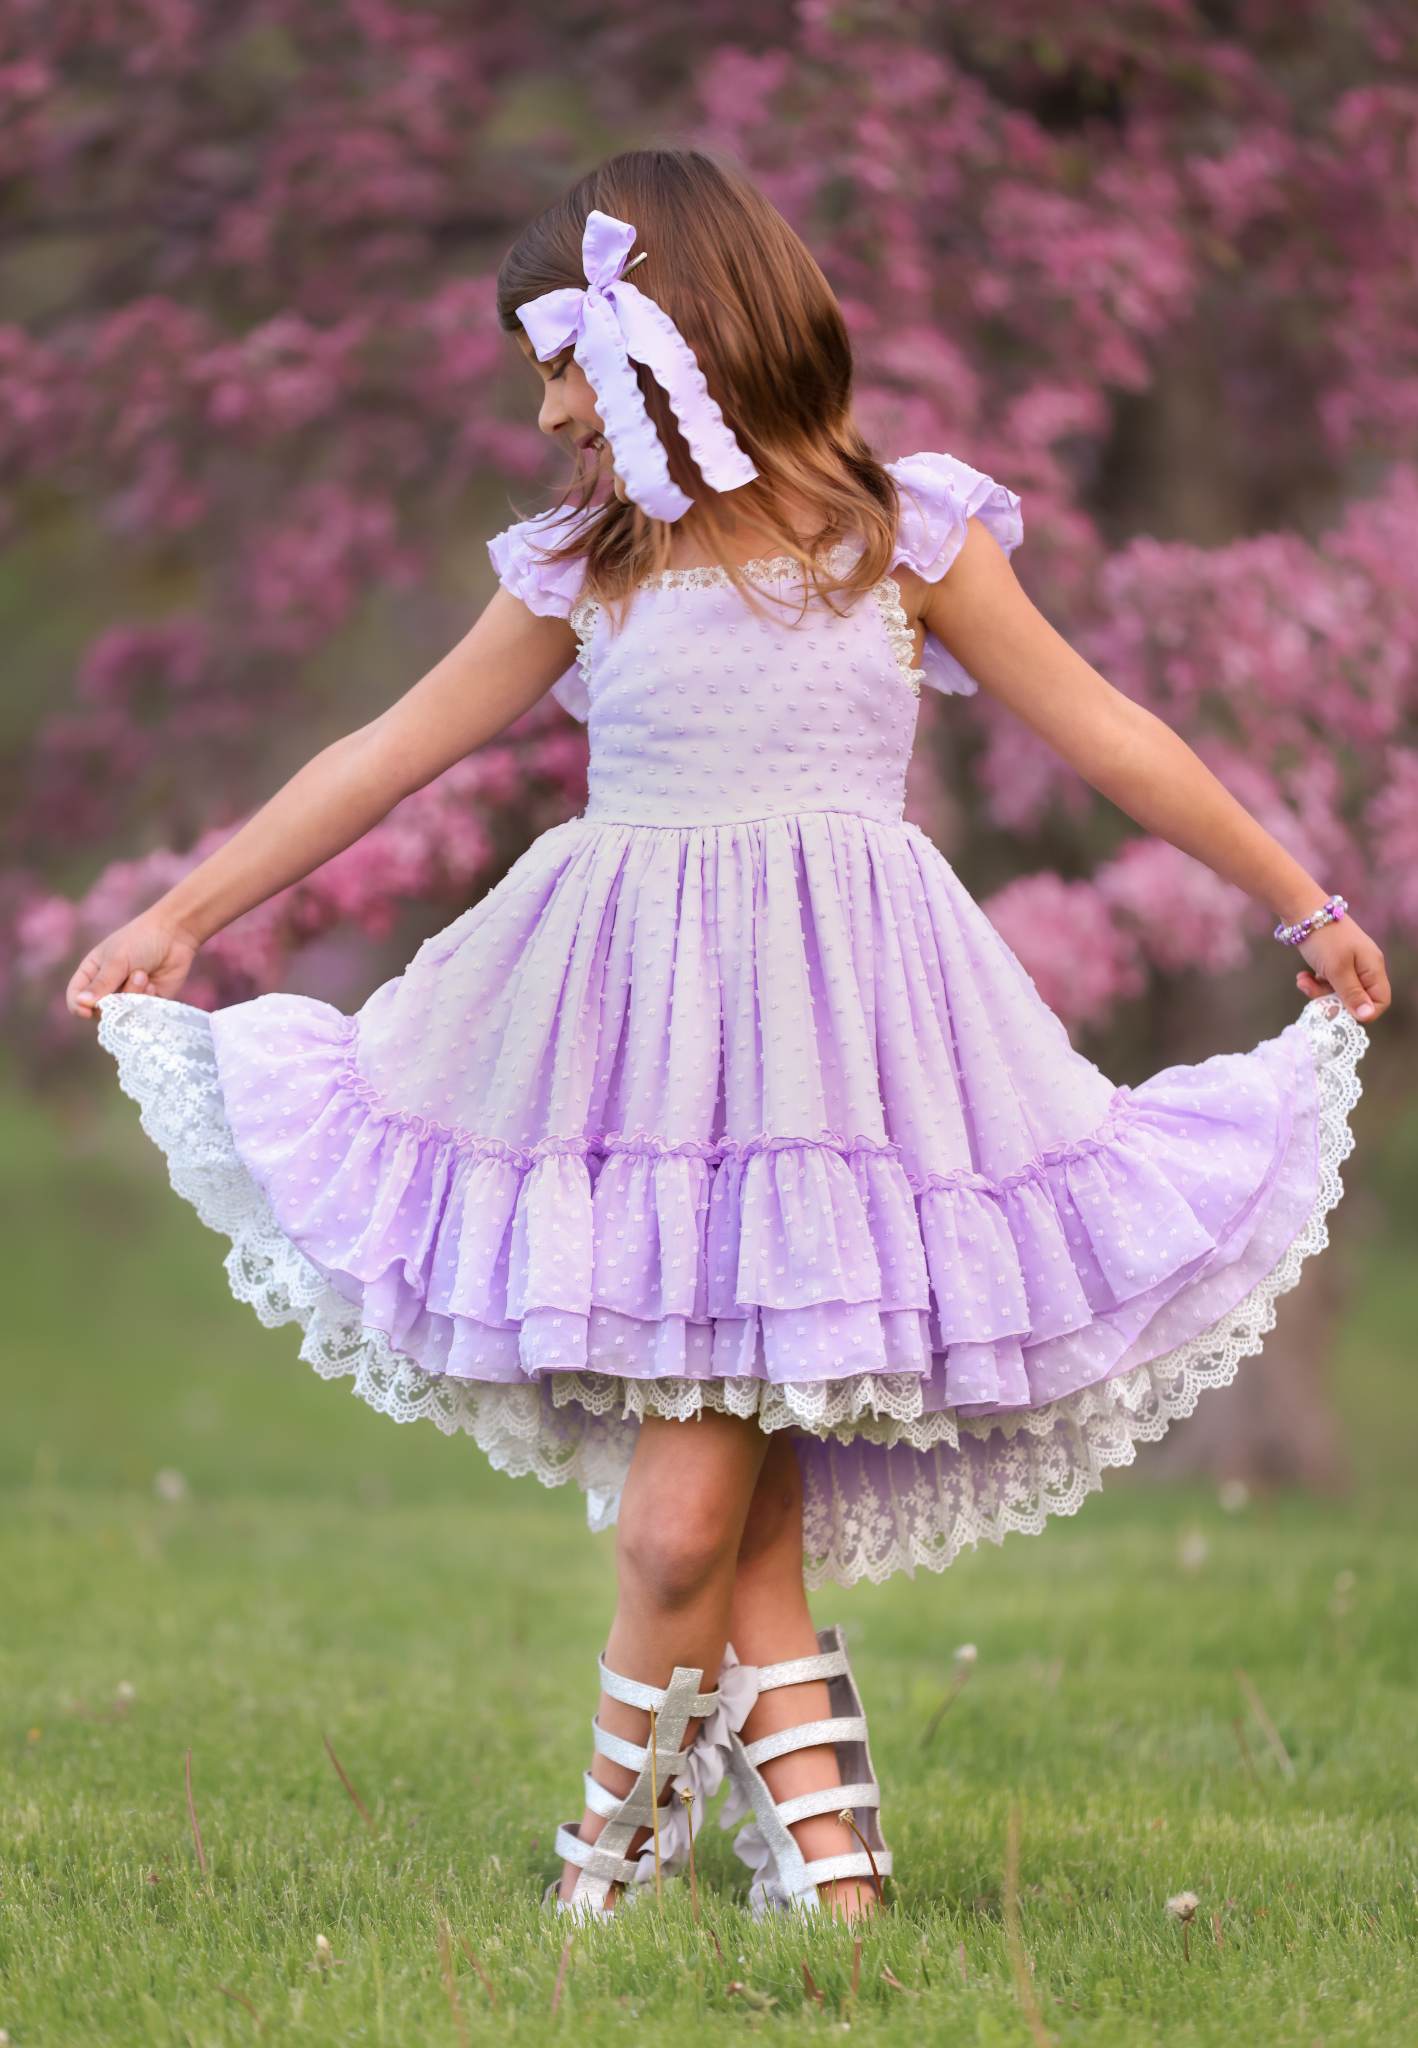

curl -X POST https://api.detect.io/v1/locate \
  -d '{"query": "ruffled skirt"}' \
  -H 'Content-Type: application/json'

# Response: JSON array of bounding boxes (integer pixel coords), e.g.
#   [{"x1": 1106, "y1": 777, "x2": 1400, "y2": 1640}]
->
[{"x1": 95, "y1": 810, "x2": 1366, "y2": 1586}]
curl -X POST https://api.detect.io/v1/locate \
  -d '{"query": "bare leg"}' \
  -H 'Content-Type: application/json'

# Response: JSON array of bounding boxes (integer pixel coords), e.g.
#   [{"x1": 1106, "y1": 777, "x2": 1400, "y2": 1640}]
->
[
  {"x1": 727, "y1": 1433, "x2": 880, "y2": 1920},
  {"x1": 559, "y1": 1409, "x2": 770, "y2": 1906}
]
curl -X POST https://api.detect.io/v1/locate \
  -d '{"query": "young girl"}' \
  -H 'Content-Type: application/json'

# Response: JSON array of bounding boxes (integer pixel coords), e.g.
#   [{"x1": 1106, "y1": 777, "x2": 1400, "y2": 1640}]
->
[{"x1": 68, "y1": 148, "x2": 1387, "y2": 1925}]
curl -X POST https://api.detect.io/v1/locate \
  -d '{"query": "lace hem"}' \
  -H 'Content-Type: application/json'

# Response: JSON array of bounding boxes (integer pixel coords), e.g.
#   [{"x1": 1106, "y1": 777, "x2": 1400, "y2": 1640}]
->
[{"x1": 94, "y1": 991, "x2": 1365, "y2": 1589}]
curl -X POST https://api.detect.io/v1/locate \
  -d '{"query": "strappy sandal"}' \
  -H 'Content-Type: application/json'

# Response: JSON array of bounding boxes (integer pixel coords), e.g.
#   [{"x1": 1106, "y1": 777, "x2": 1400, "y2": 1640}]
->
[
  {"x1": 545, "y1": 1653, "x2": 723, "y2": 1920},
  {"x1": 719, "y1": 1625, "x2": 892, "y2": 1917}
]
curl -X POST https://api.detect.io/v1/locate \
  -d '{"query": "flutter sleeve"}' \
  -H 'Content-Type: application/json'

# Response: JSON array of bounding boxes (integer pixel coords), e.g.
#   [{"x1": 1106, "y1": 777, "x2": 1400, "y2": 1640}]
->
[
  {"x1": 885, "y1": 451, "x2": 1024, "y2": 698},
  {"x1": 486, "y1": 504, "x2": 592, "y2": 722}
]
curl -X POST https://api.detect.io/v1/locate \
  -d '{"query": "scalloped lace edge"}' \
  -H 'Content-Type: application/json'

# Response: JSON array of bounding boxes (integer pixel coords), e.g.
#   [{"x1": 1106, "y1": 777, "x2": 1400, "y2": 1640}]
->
[
  {"x1": 567, "y1": 552, "x2": 853, "y2": 659},
  {"x1": 632, "y1": 540, "x2": 860, "y2": 592},
  {"x1": 94, "y1": 991, "x2": 1365, "y2": 1589},
  {"x1": 566, "y1": 541, "x2": 924, "y2": 707},
  {"x1": 870, "y1": 577, "x2": 925, "y2": 697}
]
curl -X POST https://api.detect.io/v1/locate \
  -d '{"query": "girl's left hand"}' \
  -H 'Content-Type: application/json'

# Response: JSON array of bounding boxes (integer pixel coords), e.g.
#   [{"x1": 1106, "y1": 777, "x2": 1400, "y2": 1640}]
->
[{"x1": 1293, "y1": 916, "x2": 1390, "y2": 1024}]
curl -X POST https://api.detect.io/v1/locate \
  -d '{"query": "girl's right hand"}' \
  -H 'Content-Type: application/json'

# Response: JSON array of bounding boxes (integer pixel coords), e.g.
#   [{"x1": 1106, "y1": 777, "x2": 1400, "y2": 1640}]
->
[
  {"x1": 65, "y1": 912, "x2": 202, "y2": 1021},
  {"x1": 1292, "y1": 913, "x2": 1390, "y2": 1025}
]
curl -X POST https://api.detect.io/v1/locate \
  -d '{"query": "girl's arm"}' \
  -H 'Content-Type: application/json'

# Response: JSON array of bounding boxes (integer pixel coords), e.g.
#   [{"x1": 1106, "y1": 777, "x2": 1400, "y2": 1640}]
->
[
  {"x1": 66, "y1": 589, "x2": 576, "y2": 1018},
  {"x1": 907, "y1": 523, "x2": 1390, "y2": 1024}
]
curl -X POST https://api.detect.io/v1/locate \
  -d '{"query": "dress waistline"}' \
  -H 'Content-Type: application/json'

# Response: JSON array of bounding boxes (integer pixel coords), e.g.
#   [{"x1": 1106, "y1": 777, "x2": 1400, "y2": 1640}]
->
[{"x1": 575, "y1": 802, "x2": 908, "y2": 831}]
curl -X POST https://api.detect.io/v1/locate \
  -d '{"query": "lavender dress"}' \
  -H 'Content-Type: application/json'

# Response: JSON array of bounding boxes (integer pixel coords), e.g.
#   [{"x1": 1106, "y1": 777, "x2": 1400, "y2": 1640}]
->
[{"x1": 96, "y1": 451, "x2": 1366, "y2": 1588}]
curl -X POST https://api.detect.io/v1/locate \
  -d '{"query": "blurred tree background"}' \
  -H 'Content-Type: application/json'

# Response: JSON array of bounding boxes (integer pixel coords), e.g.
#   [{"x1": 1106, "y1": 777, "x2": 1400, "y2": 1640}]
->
[{"x1": 3, "y1": 0, "x2": 1415, "y2": 1482}]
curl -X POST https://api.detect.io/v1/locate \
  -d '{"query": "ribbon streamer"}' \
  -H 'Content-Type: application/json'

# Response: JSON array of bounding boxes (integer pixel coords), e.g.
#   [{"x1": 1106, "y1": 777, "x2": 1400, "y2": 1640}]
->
[{"x1": 518, "y1": 209, "x2": 759, "y2": 522}]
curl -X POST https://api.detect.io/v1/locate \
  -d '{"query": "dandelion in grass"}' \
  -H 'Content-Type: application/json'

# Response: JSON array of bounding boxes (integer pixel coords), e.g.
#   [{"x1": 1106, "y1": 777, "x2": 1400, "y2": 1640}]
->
[
  {"x1": 1330, "y1": 1568, "x2": 1356, "y2": 1619},
  {"x1": 153, "y1": 1467, "x2": 189, "y2": 1502},
  {"x1": 1165, "y1": 1890, "x2": 1200, "y2": 1961},
  {"x1": 1217, "y1": 1479, "x2": 1250, "y2": 1513},
  {"x1": 922, "y1": 1642, "x2": 979, "y2": 1747},
  {"x1": 647, "y1": 1703, "x2": 662, "y2": 1899},
  {"x1": 725, "y1": 1983, "x2": 777, "y2": 2011},
  {"x1": 678, "y1": 1786, "x2": 699, "y2": 1920},
  {"x1": 309, "y1": 1934, "x2": 345, "y2": 1975},
  {"x1": 1177, "y1": 1527, "x2": 1209, "y2": 1572},
  {"x1": 839, "y1": 1808, "x2": 884, "y2": 1903},
  {"x1": 1328, "y1": 1566, "x2": 1358, "y2": 1656},
  {"x1": 549, "y1": 1935, "x2": 573, "y2": 2018}
]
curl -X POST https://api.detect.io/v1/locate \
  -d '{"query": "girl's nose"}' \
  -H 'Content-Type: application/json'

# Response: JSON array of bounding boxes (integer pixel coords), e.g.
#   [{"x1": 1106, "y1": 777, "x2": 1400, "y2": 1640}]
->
[{"x1": 538, "y1": 388, "x2": 570, "y2": 438}]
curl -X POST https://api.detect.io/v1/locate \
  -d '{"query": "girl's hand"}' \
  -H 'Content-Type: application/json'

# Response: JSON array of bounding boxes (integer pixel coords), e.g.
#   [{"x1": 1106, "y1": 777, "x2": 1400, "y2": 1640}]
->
[
  {"x1": 1292, "y1": 916, "x2": 1390, "y2": 1024},
  {"x1": 65, "y1": 912, "x2": 202, "y2": 1021}
]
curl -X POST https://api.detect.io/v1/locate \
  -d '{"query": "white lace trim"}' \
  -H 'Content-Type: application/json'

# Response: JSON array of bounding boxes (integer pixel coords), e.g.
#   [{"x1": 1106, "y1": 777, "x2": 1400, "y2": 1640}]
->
[
  {"x1": 568, "y1": 543, "x2": 923, "y2": 707},
  {"x1": 567, "y1": 548, "x2": 860, "y2": 661},
  {"x1": 94, "y1": 991, "x2": 1365, "y2": 1589},
  {"x1": 634, "y1": 542, "x2": 858, "y2": 592},
  {"x1": 871, "y1": 575, "x2": 925, "y2": 697},
  {"x1": 568, "y1": 591, "x2": 598, "y2": 696}
]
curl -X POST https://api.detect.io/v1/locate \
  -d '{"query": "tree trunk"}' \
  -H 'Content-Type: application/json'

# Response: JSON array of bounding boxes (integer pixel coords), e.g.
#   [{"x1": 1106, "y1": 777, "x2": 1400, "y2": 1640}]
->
[{"x1": 1097, "y1": 330, "x2": 1355, "y2": 1491}]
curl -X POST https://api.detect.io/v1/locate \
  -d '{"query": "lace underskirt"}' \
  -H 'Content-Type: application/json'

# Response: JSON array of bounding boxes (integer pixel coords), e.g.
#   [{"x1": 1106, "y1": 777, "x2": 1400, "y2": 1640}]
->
[{"x1": 96, "y1": 990, "x2": 1365, "y2": 1588}]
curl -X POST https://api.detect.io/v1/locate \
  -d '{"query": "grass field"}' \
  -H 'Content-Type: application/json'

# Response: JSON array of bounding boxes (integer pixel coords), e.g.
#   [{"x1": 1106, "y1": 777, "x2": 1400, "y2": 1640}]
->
[{"x1": 4, "y1": 1064, "x2": 1418, "y2": 2046}]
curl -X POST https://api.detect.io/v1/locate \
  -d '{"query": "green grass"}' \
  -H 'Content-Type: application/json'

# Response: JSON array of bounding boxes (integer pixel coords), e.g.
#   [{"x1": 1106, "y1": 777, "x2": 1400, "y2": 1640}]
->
[{"x1": 4, "y1": 1068, "x2": 1418, "y2": 2046}]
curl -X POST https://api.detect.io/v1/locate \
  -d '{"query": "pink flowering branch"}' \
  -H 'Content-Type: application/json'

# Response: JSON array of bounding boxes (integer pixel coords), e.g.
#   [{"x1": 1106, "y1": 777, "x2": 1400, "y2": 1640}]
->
[{"x1": 3, "y1": 2, "x2": 1415, "y2": 1062}]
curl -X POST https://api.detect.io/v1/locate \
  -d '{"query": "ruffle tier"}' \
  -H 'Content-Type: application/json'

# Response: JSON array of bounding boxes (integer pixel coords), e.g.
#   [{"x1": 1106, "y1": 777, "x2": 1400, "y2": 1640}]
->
[{"x1": 96, "y1": 981, "x2": 1365, "y2": 1588}]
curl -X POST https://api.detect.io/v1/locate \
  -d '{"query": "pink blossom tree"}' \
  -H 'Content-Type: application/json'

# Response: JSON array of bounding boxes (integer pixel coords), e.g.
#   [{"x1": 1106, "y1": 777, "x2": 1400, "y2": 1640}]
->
[{"x1": 5, "y1": 2, "x2": 1414, "y2": 1474}]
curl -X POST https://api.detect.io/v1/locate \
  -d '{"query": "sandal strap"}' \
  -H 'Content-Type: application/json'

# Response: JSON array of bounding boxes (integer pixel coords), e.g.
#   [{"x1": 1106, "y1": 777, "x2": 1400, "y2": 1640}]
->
[
  {"x1": 717, "y1": 1625, "x2": 893, "y2": 1918},
  {"x1": 556, "y1": 1659, "x2": 711, "y2": 1913},
  {"x1": 598, "y1": 1653, "x2": 720, "y2": 1720},
  {"x1": 582, "y1": 1770, "x2": 624, "y2": 1820},
  {"x1": 752, "y1": 1648, "x2": 849, "y2": 1691},
  {"x1": 591, "y1": 1718, "x2": 691, "y2": 1777},
  {"x1": 583, "y1": 1766, "x2": 688, "y2": 1829},
  {"x1": 771, "y1": 1780, "x2": 880, "y2": 1828},
  {"x1": 741, "y1": 1714, "x2": 867, "y2": 1769},
  {"x1": 554, "y1": 1822, "x2": 641, "y2": 1888},
  {"x1": 798, "y1": 1848, "x2": 892, "y2": 1889}
]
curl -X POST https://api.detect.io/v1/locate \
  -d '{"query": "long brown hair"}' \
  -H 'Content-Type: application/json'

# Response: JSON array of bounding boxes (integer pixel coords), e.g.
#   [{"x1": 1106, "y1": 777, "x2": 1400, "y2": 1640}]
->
[{"x1": 495, "y1": 148, "x2": 901, "y2": 626}]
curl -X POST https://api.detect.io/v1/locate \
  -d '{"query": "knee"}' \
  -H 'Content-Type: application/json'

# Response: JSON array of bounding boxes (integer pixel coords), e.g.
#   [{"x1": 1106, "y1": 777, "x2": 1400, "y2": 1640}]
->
[{"x1": 616, "y1": 1483, "x2": 739, "y2": 1610}]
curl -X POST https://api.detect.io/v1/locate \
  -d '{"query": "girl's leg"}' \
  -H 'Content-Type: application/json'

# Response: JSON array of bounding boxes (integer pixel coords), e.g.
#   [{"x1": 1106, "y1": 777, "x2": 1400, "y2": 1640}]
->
[
  {"x1": 559, "y1": 1408, "x2": 770, "y2": 1906},
  {"x1": 727, "y1": 1433, "x2": 879, "y2": 1920}
]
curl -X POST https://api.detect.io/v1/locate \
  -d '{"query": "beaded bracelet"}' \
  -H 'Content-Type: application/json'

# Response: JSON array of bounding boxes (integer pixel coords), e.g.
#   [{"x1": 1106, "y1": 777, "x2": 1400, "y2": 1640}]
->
[{"x1": 1273, "y1": 894, "x2": 1347, "y2": 947}]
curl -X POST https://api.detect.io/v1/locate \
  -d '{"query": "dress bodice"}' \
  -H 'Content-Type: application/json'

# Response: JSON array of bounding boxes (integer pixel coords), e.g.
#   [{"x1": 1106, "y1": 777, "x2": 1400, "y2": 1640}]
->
[
  {"x1": 567, "y1": 549, "x2": 923, "y2": 826},
  {"x1": 487, "y1": 449, "x2": 1025, "y2": 829}
]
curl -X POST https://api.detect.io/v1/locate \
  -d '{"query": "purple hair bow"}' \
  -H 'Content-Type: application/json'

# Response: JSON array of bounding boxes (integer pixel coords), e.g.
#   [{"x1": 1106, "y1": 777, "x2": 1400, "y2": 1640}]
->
[{"x1": 517, "y1": 209, "x2": 759, "y2": 522}]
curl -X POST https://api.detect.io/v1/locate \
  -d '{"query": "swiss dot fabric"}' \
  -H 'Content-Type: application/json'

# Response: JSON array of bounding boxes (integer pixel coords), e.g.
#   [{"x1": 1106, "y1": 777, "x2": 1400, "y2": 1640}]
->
[
  {"x1": 487, "y1": 451, "x2": 1024, "y2": 719},
  {"x1": 94, "y1": 449, "x2": 1367, "y2": 1587}
]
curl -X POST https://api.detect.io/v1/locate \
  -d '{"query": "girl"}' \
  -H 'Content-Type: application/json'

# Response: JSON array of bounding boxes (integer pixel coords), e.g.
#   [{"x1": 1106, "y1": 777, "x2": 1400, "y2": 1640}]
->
[{"x1": 67, "y1": 149, "x2": 1387, "y2": 1925}]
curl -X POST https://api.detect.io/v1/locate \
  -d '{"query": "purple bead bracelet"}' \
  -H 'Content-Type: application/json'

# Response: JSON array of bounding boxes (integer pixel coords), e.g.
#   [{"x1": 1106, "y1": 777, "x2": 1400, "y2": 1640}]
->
[{"x1": 1274, "y1": 894, "x2": 1348, "y2": 947}]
